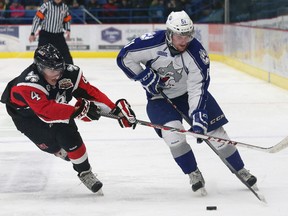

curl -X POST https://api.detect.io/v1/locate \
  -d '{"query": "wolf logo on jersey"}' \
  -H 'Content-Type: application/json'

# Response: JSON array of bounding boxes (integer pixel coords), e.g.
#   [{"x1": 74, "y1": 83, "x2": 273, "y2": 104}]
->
[{"x1": 158, "y1": 62, "x2": 183, "y2": 87}]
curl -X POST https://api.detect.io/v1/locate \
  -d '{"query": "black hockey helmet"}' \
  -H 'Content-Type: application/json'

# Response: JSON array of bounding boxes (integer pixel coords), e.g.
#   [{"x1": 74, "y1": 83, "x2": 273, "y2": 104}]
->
[{"x1": 34, "y1": 43, "x2": 65, "y2": 75}]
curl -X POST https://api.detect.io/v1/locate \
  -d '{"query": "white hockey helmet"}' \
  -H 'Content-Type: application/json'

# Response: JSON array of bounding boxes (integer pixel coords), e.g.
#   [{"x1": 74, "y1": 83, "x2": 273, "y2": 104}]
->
[{"x1": 166, "y1": 10, "x2": 194, "y2": 46}]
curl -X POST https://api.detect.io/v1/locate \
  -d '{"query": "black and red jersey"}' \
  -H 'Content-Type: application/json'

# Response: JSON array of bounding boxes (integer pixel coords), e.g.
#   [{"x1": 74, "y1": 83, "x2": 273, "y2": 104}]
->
[{"x1": 1, "y1": 63, "x2": 116, "y2": 123}]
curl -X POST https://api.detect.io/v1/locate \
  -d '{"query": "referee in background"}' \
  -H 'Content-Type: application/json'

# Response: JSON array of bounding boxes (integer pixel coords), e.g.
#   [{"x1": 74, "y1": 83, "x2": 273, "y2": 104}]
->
[{"x1": 29, "y1": 0, "x2": 74, "y2": 64}]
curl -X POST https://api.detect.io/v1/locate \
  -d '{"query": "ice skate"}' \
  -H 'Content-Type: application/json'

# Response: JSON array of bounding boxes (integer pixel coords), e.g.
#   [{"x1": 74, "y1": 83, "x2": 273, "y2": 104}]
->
[
  {"x1": 54, "y1": 148, "x2": 70, "y2": 161},
  {"x1": 78, "y1": 168, "x2": 103, "y2": 194},
  {"x1": 238, "y1": 168, "x2": 258, "y2": 190},
  {"x1": 188, "y1": 168, "x2": 207, "y2": 196}
]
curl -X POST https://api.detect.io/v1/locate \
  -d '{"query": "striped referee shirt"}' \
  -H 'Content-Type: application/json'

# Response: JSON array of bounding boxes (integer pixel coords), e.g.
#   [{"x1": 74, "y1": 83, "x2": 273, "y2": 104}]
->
[{"x1": 31, "y1": 1, "x2": 72, "y2": 34}]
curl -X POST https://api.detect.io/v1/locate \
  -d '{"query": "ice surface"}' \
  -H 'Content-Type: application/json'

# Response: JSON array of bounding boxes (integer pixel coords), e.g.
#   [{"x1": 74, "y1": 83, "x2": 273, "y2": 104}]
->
[{"x1": 1, "y1": 58, "x2": 288, "y2": 216}]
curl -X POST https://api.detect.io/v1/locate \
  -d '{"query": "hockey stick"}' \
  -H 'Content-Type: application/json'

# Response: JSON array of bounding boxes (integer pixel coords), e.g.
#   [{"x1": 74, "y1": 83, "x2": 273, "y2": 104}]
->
[
  {"x1": 100, "y1": 111, "x2": 288, "y2": 153},
  {"x1": 159, "y1": 90, "x2": 288, "y2": 153},
  {"x1": 100, "y1": 110, "x2": 266, "y2": 201},
  {"x1": 158, "y1": 90, "x2": 266, "y2": 202}
]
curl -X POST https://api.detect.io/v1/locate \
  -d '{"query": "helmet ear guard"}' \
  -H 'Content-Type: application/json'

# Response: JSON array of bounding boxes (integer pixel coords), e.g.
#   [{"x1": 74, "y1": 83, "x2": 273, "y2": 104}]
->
[
  {"x1": 165, "y1": 10, "x2": 195, "y2": 47},
  {"x1": 34, "y1": 43, "x2": 65, "y2": 75}
]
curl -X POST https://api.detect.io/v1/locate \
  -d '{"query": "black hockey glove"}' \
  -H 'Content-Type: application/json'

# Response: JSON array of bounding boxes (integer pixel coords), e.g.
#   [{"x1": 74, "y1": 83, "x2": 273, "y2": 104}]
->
[
  {"x1": 190, "y1": 109, "x2": 208, "y2": 143},
  {"x1": 72, "y1": 99, "x2": 101, "y2": 122},
  {"x1": 111, "y1": 99, "x2": 137, "y2": 129}
]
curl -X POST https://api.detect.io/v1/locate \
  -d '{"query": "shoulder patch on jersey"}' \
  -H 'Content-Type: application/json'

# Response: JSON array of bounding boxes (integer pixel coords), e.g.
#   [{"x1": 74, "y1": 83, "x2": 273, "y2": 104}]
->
[
  {"x1": 140, "y1": 32, "x2": 155, "y2": 40},
  {"x1": 66, "y1": 64, "x2": 80, "y2": 72},
  {"x1": 157, "y1": 51, "x2": 168, "y2": 57},
  {"x1": 58, "y1": 78, "x2": 73, "y2": 90},
  {"x1": 199, "y1": 49, "x2": 210, "y2": 65},
  {"x1": 25, "y1": 71, "x2": 39, "y2": 83}
]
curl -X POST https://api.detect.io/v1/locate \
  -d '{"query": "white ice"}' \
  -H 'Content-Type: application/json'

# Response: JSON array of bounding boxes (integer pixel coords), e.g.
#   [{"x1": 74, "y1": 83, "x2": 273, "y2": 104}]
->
[{"x1": 1, "y1": 58, "x2": 288, "y2": 216}]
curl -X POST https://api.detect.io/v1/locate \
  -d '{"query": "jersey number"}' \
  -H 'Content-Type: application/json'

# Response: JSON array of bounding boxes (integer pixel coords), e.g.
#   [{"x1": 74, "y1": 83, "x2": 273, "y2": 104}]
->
[{"x1": 31, "y1": 91, "x2": 41, "y2": 101}]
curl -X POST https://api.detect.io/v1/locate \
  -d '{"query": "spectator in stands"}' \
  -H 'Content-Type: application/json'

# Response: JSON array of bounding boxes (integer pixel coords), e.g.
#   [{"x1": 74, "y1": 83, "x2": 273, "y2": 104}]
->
[
  {"x1": 131, "y1": 0, "x2": 150, "y2": 8},
  {"x1": 200, "y1": 0, "x2": 213, "y2": 17},
  {"x1": 0, "y1": 0, "x2": 7, "y2": 24},
  {"x1": 65, "y1": 0, "x2": 85, "y2": 8},
  {"x1": 149, "y1": 0, "x2": 165, "y2": 23},
  {"x1": 86, "y1": 0, "x2": 101, "y2": 23},
  {"x1": 66, "y1": 0, "x2": 86, "y2": 24},
  {"x1": 24, "y1": 0, "x2": 42, "y2": 10},
  {"x1": 116, "y1": 0, "x2": 132, "y2": 23},
  {"x1": 131, "y1": 0, "x2": 150, "y2": 23},
  {"x1": 96, "y1": 0, "x2": 106, "y2": 5},
  {"x1": 230, "y1": 0, "x2": 251, "y2": 22},
  {"x1": 0, "y1": 1, "x2": 5, "y2": 10},
  {"x1": 115, "y1": 0, "x2": 132, "y2": 9},
  {"x1": 9, "y1": 0, "x2": 25, "y2": 24},
  {"x1": 165, "y1": 0, "x2": 184, "y2": 16},
  {"x1": 0, "y1": 0, "x2": 6, "y2": 12},
  {"x1": 102, "y1": 0, "x2": 118, "y2": 23},
  {"x1": 87, "y1": 0, "x2": 101, "y2": 10}
]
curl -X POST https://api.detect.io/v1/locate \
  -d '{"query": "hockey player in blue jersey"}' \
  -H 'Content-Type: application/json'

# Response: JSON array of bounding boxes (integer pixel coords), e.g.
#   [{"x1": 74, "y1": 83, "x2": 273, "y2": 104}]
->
[{"x1": 116, "y1": 10, "x2": 257, "y2": 194}]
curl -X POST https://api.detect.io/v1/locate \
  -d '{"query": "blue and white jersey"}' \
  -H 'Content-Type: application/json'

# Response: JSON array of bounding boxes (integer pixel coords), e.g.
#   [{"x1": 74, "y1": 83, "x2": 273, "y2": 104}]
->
[{"x1": 117, "y1": 30, "x2": 210, "y2": 116}]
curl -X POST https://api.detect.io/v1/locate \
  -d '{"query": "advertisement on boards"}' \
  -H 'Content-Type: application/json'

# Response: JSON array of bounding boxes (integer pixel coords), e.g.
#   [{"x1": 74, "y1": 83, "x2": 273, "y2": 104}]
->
[
  {"x1": 96, "y1": 24, "x2": 153, "y2": 50},
  {"x1": 0, "y1": 26, "x2": 21, "y2": 52}
]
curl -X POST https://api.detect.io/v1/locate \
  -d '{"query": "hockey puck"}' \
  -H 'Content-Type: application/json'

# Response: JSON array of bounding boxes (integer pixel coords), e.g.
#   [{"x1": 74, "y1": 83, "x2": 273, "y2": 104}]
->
[{"x1": 206, "y1": 206, "x2": 217, "y2": 210}]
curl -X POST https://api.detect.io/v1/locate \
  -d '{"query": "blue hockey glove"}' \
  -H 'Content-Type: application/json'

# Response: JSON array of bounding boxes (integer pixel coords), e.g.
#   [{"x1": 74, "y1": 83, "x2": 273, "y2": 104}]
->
[
  {"x1": 190, "y1": 109, "x2": 208, "y2": 143},
  {"x1": 135, "y1": 68, "x2": 162, "y2": 95}
]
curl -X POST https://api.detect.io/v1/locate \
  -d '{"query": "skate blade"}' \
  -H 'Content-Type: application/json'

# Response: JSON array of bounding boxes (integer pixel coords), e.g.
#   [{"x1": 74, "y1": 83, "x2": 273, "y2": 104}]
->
[
  {"x1": 96, "y1": 188, "x2": 104, "y2": 196},
  {"x1": 251, "y1": 184, "x2": 259, "y2": 191},
  {"x1": 194, "y1": 187, "x2": 207, "y2": 196},
  {"x1": 200, "y1": 187, "x2": 207, "y2": 196}
]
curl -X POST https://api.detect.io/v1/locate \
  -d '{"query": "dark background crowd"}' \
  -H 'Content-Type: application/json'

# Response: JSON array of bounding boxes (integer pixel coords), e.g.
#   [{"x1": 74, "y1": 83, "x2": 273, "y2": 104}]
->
[{"x1": 0, "y1": 0, "x2": 287, "y2": 24}]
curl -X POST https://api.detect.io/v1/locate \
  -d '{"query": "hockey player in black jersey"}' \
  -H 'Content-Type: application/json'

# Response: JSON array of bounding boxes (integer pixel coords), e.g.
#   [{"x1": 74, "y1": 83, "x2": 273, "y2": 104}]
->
[{"x1": 1, "y1": 44, "x2": 136, "y2": 193}]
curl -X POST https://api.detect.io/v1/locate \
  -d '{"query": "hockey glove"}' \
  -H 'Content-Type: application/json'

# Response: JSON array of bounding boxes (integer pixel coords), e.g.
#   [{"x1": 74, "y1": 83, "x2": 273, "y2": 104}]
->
[
  {"x1": 72, "y1": 99, "x2": 101, "y2": 122},
  {"x1": 111, "y1": 99, "x2": 137, "y2": 129},
  {"x1": 135, "y1": 68, "x2": 162, "y2": 95},
  {"x1": 190, "y1": 109, "x2": 208, "y2": 143}
]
